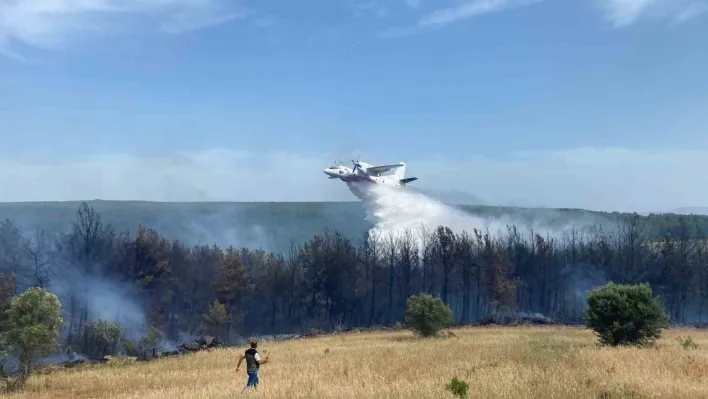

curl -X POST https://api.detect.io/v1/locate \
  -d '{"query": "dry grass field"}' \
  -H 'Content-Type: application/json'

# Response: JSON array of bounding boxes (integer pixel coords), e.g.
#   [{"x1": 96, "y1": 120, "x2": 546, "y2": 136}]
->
[{"x1": 4, "y1": 326, "x2": 708, "y2": 399}]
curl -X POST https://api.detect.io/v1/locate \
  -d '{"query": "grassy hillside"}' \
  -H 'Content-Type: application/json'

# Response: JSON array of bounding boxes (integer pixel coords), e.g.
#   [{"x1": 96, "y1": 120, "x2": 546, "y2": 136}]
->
[{"x1": 5, "y1": 326, "x2": 708, "y2": 398}]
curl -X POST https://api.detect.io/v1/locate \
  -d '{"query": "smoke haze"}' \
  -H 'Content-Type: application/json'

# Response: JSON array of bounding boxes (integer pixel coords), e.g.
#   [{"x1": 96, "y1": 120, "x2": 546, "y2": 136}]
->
[
  {"x1": 351, "y1": 182, "x2": 613, "y2": 245},
  {"x1": 49, "y1": 271, "x2": 149, "y2": 343},
  {"x1": 1, "y1": 147, "x2": 708, "y2": 213}
]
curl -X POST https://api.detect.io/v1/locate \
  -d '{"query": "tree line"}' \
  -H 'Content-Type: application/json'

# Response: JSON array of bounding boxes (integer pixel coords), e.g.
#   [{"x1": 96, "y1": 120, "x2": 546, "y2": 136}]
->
[{"x1": 1, "y1": 202, "x2": 708, "y2": 355}]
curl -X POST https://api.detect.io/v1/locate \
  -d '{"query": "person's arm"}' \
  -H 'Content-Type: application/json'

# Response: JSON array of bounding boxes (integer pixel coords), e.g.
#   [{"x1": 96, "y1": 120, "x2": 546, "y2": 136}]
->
[
  {"x1": 236, "y1": 354, "x2": 245, "y2": 371},
  {"x1": 255, "y1": 352, "x2": 269, "y2": 365}
]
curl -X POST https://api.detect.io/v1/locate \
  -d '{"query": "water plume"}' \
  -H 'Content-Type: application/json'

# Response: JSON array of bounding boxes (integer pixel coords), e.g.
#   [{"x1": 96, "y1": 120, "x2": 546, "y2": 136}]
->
[
  {"x1": 349, "y1": 183, "x2": 499, "y2": 236},
  {"x1": 348, "y1": 182, "x2": 609, "y2": 245}
]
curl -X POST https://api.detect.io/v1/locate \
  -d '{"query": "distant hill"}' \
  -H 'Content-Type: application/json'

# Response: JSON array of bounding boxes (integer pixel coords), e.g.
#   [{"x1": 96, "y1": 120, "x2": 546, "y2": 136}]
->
[
  {"x1": 2, "y1": 201, "x2": 708, "y2": 253},
  {"x1": 0, "y1": 201, "x2": 372, "y2": 252},
  {"x1": 673, "y1": 207, "x2": 708, "y2": 215}
]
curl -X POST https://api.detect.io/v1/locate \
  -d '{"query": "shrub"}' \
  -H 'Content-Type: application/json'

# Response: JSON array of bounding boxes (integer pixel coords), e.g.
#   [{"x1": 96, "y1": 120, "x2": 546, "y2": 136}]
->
[
  {"x1": 680, "y1": 336, "x2": 698, "y2": 350},
  {"x1": 203, "y1": 300, "x2": 230, "y2": 341},
  {"x1": 106, "y1": 355, "x2": 137, "y2": 368},
  {"x1": 404, "y1": 293, "x2": 453, "y2": 337},
  {"x1": 138, "y1": 327, "x2": 165, "y2": 358},
  {"x1": 446, "y1": 377, "x2": 469, "y2": 398},
  {"x1": 121, "y1": 338, "x2": 140, "y2": 357},
  {"x1": 584, "y1": 282, "x2": 668, "y2": 347},
  {"x1": 0, "y1": 273, "x2": 16, "y2": 361},
  {"x1": 1, "y1": 287, "x2": 63, "y2": 388},
  {"x1": 81, "y1": 319, "x2": 123, "y2": 358}
]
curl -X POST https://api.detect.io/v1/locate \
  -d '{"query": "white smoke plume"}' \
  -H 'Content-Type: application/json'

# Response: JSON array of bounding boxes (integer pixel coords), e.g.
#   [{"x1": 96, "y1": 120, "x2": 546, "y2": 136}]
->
[
  {"x1": 349, "y1": 182, "x2": 610, "y2": 246},
  {"x1": 351, "y1": 183, "x2": 500, "y2": 237}
]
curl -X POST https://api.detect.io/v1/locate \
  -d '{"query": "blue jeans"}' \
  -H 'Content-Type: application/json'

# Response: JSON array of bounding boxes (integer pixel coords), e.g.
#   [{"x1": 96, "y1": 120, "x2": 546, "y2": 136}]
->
[{"x1": 244, "y1": 370, "x2": 259, "y2": 390}]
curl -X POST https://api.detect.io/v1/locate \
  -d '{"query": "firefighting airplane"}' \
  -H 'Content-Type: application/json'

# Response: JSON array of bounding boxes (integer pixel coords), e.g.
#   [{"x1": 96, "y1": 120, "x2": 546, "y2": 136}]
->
[{"x1": 323, "y1": 159, "x2": 418, "y2": 188}]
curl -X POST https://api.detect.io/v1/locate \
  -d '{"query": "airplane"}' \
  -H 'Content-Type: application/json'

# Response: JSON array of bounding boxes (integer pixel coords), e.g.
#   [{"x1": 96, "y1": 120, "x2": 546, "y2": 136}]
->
[{"x1": 323, "y1": 159, "x2": 418, "y2": 188}]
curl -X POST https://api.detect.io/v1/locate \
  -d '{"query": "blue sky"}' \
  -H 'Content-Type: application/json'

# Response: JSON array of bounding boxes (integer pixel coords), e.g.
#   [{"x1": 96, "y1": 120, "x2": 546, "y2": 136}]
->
[{"x1": 0, "y1": 0, "x2": 707, "y2": 212}]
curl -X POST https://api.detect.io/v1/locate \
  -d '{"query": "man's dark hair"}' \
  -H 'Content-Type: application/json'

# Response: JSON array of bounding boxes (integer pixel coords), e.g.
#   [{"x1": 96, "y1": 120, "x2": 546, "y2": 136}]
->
[{"x1": 250, "y1": 341, "x2": 258, "y2": 348}]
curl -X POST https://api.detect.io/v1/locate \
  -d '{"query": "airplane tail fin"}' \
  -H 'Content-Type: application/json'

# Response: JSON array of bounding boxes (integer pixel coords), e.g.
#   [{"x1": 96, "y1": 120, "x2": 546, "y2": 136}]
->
[
  {"x1": 395, "y1": 163, "x2": 418, "y2": 185},
  {"x1": 394, "y1": 162, "x2": 406, "y2": 180}
]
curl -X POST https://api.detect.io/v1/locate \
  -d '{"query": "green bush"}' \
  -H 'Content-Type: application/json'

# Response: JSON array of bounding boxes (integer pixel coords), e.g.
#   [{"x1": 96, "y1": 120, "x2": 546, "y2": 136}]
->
[
  {"x1": 121, "y1": 338, "x2": 140, "y2": 357},
  {"x1": 584, "y1": 282, "x2": 668, "y2": 347},
  {"x1": 680, "y1": 336, "x2": 698, "y2": 350},
  {"x1": 106, "y1": 355, "x2": 137, "y2": 368},
  {"x1": 445, "y1": 377, "x2": 469, "y2": 398},
  {"x1": 138, "y1": 326, "x2": 165, "y2": 358},
  {"x1": 1, "y1": 287, "x2": 63, "y2": 388},
  {"x1": 404, "y1": 293, "x2": 453, "y2": 337},
  {"x1": 81, "y1": 319, "x2": 123, "y2": 358}
]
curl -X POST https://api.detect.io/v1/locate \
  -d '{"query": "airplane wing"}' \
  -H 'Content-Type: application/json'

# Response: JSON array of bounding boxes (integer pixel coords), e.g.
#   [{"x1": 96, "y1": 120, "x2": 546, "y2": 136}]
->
[{"x1": 366, "y1": 163, "x2": 404, "y2": 175}]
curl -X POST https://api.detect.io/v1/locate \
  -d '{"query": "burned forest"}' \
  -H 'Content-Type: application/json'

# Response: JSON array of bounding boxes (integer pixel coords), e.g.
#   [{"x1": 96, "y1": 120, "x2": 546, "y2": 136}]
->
[{"x1": 1, "y1": 201, "x2": 708, "y2": 359}]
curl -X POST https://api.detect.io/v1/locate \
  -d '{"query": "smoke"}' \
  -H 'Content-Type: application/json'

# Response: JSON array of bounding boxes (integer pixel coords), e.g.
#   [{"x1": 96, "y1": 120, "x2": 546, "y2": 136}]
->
[
  {"x1": 352, "y1": 183, "x2": 499, "y2": 237},
  {"x1": 0, "y1": 269, "x2": 149, "y2": 370},
  {"x1": 179, "y1": 210, "x2": 272, "y2": 250},
  {"x1": 48, "y1": 267, "x2": 149, "y2": 344},
  {"x1": 349, "y1": 182, "x2": 609, "y2": 244},
  {"x1": 561, "y1": 263, "x2": 608, "y2": 301},
  {"x1": 37, "y1": 352, "x2": 88, "y2": 366},
  {"x1": 560, "y1": 262, "x2": 609, "y2": 317},
  {"x1": 352, "y1": 182, "x2": 619, "y2": 318}
]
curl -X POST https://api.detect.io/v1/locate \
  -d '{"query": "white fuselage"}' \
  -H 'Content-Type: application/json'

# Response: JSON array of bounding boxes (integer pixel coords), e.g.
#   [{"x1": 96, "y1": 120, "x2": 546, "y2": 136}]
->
[{"x1": 323, "y1": 164, "x2": 402, "y2": 187}]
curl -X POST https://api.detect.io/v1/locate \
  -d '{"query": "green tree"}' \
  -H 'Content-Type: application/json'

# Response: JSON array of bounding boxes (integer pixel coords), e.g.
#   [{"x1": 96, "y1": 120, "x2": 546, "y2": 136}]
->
[
  {"x1": 82, "y1": 319, "x2": 123, "y2": 358},
  {"x1": 0, "y1": 273, "x2": 15, "y2": 330},
  {"x1": 2, "y1": 287, "x2": 63, "y2": 387},
  {"x1": 584, "y1": 282, "x2": 668, "y2": 347},
  {"x1": 138, "y1": 326, "x2": 164, "y2": 354},
  {"x1": 0, "y1": 272, "x2": 15, "y2": 360},
  {"x1": 213, "y1": 247, "x2": 245, "y2": 340},
  {"x1": 203, "y1": 300, "x2": 231, "y2": 341},
  {"x1": 404, "y1": 293, "x2": 453, "y2": 337}
]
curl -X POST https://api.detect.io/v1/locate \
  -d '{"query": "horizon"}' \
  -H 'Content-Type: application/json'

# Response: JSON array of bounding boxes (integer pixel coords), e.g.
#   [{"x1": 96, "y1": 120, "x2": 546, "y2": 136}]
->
[
  {"x1": 1, "y1": 198, "x2": 707, "y2": 217},
  {"x1": 1, "y1": 0, "x2": 706, "y2": 213}
]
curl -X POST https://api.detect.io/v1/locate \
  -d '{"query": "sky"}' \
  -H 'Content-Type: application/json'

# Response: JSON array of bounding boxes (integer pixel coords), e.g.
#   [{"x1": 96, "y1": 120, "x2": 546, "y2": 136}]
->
[{"x1": 0, "y1": 0, "x2": 707, "y2": 212}]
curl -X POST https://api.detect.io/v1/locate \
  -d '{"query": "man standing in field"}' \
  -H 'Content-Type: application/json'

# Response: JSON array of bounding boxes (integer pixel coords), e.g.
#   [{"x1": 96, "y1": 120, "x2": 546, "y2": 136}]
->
[{"x1": 236, "y1": 341, "x2": 269, "y2": 391}]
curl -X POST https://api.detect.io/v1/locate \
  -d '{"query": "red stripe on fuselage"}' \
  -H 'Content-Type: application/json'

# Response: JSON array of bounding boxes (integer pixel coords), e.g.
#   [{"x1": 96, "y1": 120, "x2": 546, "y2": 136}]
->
[{"x1": 345, "y1": 174, "x2": 375, "y2": 183}]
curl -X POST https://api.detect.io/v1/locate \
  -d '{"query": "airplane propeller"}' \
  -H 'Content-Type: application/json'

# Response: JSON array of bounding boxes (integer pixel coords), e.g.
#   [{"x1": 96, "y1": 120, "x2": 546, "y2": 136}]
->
[{"x1": 352, "y1": 154, "x2": 364, "y2": 174}]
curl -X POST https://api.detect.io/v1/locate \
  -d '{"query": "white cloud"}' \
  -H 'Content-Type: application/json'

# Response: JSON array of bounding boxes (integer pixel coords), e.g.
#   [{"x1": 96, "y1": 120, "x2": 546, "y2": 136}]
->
[
  {"x1": 379, "y1": 0, "x2": 542, "y2": 37},
  {"x1": 598, "y1": 0, "x2": 708, "y2": 26},
  {"x1": 0, "y1": 0, "x2": 245, "y2": 55},
  {"x1": 419, "y1": 0, "x2": 540, "y2": 27},
  {"x1": 412, "y1": 147, "x2": 708, "y2": 212},
  {"x1": 600, "y1": 0, "x2": 657, "y2": 26},
  {"x1": 347, "y1": 1, "x2": 389, "y2": 19},
  {"x1": 673, "y1": 0, "x2": 708, "y2": 22},
  {"x1": 1, "y1": 147, "x2": 707, "y2": 213},
  {"x1": 158, "y1": 8, "x2": 245, "y2": 34},
  {"x1": 0, "y1": 149, "x2": 355, "y2": 203},
  {"x1": 380, "y1": 0, "x2": 707, "y2": 37}
]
